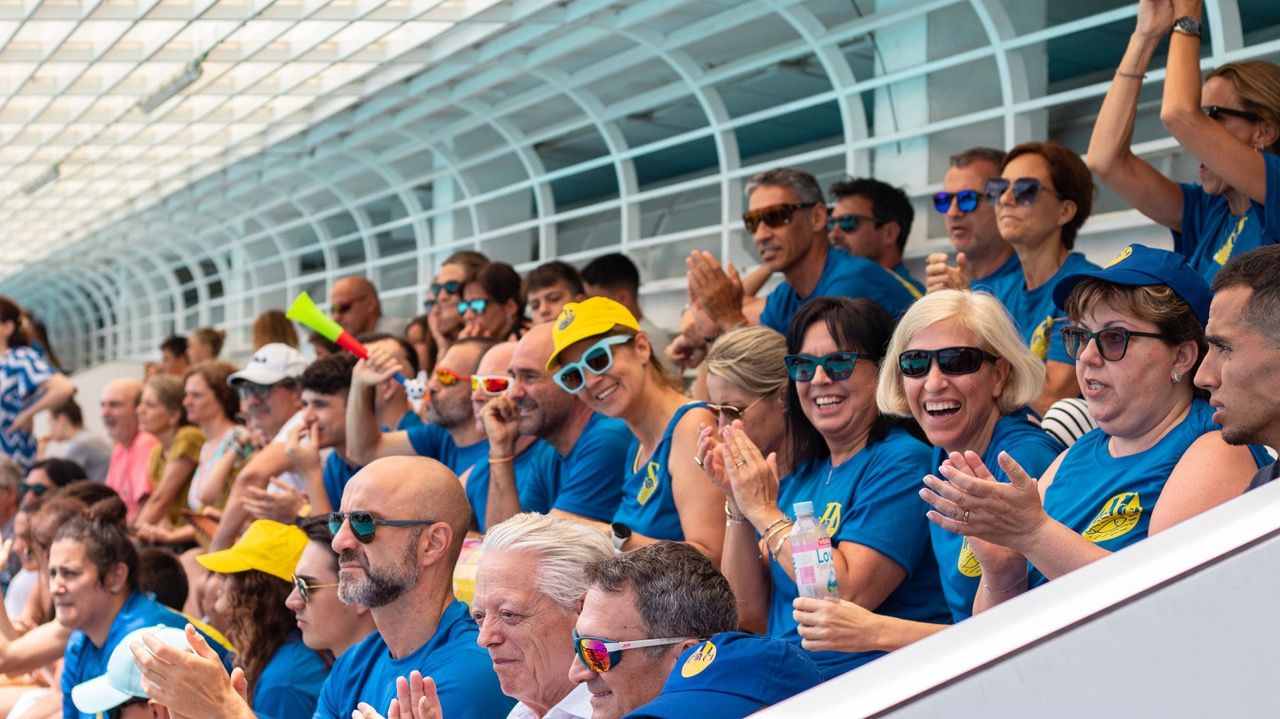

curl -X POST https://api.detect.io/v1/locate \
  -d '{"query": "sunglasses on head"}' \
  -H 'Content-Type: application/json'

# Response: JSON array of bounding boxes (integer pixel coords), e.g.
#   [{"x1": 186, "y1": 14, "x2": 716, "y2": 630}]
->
[
  {"x1": 326, "y1": 511, "x2": 437, "y2": 544},
  {"x1": 471, "y1": 374, "x2": 511, "y2": 396},
  {"x1": 292, "y1": 575, "x2": 338, "y2": 603},
  {"x1": 1202, "y1": 105, "x2": 1262, "y2": 123},
  {"x1": 430, "y1": 280, "x2": 463, "y2": 297},
  {"x1": 825, "y1": 213, "x2": 884, "y2": 233},
  {"x1": 457, "y1": 299, "x2": 489, "y2": 315},
  {"x1": 18, "y1": 483, "x2": 47, "y2": 498},
  {"x1": 706, "y1": 395, "x2": 767, "y2": 424},
  {"x1": 553, "y1": 335, "x2": 633, "y2": 394},
  {"x1": 784, "y1": 352, "x2": 873, "y2": 382},
  {"x1": 572, "y1": 629, "x2": 686, "y2": 673},
  {"x1": 435, "y1": 366, "x2": 471, "y2": 387},
  {"x1": 742, "y1": 202, "x2": 817, "y2": 234},
  {"x1": 1061, "y1": 326, "x2": 1170, "y2": 362},
  {"x1": 983, "y1": 177, "x2": 1065, "y2": 206},
  {"x1": 933, "y1": 190, "x2": 982, "y2": 214},
  {"x1": 898, "y1": 347, "x2": 997, "y2": 378}
]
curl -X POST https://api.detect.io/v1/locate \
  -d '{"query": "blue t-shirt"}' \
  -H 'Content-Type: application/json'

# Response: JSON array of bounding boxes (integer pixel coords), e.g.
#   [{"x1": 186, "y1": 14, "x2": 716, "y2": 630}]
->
[
  {"x1": 406, "y1": 423, "x2": 489, "y2": 479},
  {"x1": 1030, "y1": 398, "x2": 1271, "y2": 588},
  {"x1": 254, "y1": 632, "x2": 329, "y2": 719},
  {"x1": 613, "y1": 403, "x2": 707, "y2": 541},
  {"x1": 466, "y1": 439, "x2": 561, "y2": 532},
  {"x1": 323, "y1": 453, "x2": 361, "y2": 511},
  {"x1": 928, "y1": 413, "x2": 1064, "y2": 621},
  {"x1": 313, "y1": 600, "x2": 513, "y2": 719},
  {"x1": 0, "y1": 346, "x2": 55, "y2": 469},
  {"x1": 396, "y1": 410, "x2": 425, "y2": 431},
  {"x1": 759, "y1": 248, "x2": 916, "y2": 333},
  {"x1": 768, "y1": 427, "x2": 948, "y2": 679},
  {"x1": 555, "y1": 413, "x2": 634, "y2": 521},
  {"x1": 62, "y1": 592, "x2": 234, "y2": 719},
  {"x1": 971, "y1": 252, "x2": 1023, "y2": 295},
  {"x1": 985, "y1": 252, "x2": 1099, "y2": 362},
  {"x1": 889, "y1": 262, "x2": 925, "y2": 299},
  {"x1": 1173, "y1": 152, "x2": 1280, "y2": 282}
]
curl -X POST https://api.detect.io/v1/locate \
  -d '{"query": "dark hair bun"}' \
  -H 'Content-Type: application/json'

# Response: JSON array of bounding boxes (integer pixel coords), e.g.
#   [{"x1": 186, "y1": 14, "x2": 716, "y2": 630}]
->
[{"x1": 86, "y1": 495, "x2": 128, "y2": 526}]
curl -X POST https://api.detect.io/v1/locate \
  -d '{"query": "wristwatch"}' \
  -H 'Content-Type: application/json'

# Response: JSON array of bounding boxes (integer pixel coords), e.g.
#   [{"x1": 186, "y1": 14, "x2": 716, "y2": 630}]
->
[
  {"x1": 1172, "y1": 16, "x2": 1202, "y2": 37},
  {"x1": 610, "y1": 522, "x2": 631, "y2": 554}
]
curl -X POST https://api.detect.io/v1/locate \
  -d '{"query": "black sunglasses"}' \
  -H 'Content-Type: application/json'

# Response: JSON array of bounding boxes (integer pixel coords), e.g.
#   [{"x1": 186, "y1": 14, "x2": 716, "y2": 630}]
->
[
  {"x1": 826, "y1": 213, "x2": 883, "y2": 233},
  {"x1": 292, "y1": 575, "x2": 338, "y2": 603},
  {"x1": 430, "y1": 280, "x2": 463, "y2": 296},
  {"x1": 898, "y1": 347, "x2": 998, "y2": 378},
  {"x1": 1202, "y1": 105, "x2": 1262, "y2": 123},
  {"x1": 326, "y1": 511, "x2": 437, "y2": 544},
  {"x1": 784, "y1": 352, "x2": 874, "y2": 382},
  {"x1": 933, "y1": 190, "x2": 981, "y2": 214},
  {"x1": 1061, "y1": 327, "x2": 1171, "y2": 362},
  {"x1": 742, "y1": 202, "x2": 817, "y2": 234},
  {"x1": 18, "y1": 483, "x2": 47, "y2": 498},
  {"x1": 983, "y1": 177, "x2": 1065, "y2": 206}
]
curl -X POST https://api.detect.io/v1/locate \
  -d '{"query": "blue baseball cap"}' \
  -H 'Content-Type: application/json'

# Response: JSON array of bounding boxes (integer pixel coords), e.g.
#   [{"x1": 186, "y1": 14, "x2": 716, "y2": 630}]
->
[
  {"x1": 1052, "y1": 244, "x2": 1212, "y2": 326},
  {"x1": 622, "y1": 632, "x2": 822, "y2": 719}
]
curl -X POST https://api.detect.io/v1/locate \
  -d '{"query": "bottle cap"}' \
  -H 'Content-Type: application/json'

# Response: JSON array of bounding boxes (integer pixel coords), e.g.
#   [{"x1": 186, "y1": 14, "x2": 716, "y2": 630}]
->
[{"x1": 793, "y1": 501, "x2": 814, "y2": 516}]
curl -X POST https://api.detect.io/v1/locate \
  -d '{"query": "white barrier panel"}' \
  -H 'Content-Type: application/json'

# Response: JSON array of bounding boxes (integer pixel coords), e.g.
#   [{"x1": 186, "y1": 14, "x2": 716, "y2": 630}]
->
[{"x1": 758, "y1": 478, "x2": 1280, "y2": 718}]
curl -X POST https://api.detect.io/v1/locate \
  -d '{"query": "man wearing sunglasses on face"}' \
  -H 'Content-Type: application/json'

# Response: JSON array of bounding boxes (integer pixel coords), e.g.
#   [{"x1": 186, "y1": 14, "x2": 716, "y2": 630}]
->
[
  {"x1": 315, "y1": 456, "x2": 513, "y2": 719},
  {"x1": 330, "y1": 276, "x2": 402, "y2": 339},
  {"x1": 924, "y1": 148, "x2": 1022, "y2": 296},
  {"x1": 826, "y1": 177, "x2": 925, "y2": 298}
]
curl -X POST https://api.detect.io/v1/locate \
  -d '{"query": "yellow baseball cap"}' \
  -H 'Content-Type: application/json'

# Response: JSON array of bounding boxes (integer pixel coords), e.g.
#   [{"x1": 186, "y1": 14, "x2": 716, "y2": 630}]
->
[
  {"x1": 196, "y1": 519, "x2": 308, "y2": 582},
  {"x1": 547, "y1": 297, "x2": 641, "y2": 371}
]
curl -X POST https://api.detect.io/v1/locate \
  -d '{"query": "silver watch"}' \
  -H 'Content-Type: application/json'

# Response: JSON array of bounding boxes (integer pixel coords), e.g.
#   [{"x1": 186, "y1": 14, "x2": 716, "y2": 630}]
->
[{"x1": 1172, "y1": 16, "x2": 1202, "y2": 37}]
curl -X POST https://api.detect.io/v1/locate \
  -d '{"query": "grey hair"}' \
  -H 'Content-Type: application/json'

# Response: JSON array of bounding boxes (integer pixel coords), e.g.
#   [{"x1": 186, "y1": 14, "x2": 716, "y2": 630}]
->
[
  {"x1": 705, "y1": 326, "x2": 788, "y2": 397},
  {"x1": 0, "y1": 457, "x2": 19, "y2": 492},
  {"x1": 745, "y1": 168, "x2": 825, "y2": 205},
  {"x1": 585, "y1": 542, "x2": 738, "y2": 647},
  {"x1": 482, "y1": 513, "x2": 613, "y2": 613}
]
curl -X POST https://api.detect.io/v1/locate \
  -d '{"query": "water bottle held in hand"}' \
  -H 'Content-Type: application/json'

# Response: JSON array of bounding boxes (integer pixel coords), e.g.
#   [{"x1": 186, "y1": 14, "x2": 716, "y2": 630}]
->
[{"x1": 791, "y1": 501, "x2": 839, "y2": 600}]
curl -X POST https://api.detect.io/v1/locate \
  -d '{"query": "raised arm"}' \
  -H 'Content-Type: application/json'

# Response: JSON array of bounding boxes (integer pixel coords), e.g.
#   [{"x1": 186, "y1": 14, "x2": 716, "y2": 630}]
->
[{"x1": 346, "y1": 357, "x2": 416, "y2": 465}]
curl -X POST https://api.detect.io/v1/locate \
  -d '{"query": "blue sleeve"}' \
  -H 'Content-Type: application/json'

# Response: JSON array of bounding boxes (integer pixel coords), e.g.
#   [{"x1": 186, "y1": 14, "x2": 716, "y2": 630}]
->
[
  {"x1": 254, "y1": 646, "x2": 326, "y2": 719},
  {"x1": 758, "y1": 287, "x2": 786, "y2": 333},
  {"x1": 521, "y1": 444, "x2": 560, "y2": 516},
  {"x1": 826, "y1": 263, "x2": 914, "y2": 319},
  {"x1": 1264, "y1": 153, "x2": 1280, "y2": 240},
  {"x1": 312, "y1": 657, "x2": 351, "y2": 719},
  {"x1": 833, "y1": 438, "x2": 933, "y2": 575},
  {"x1": 322, "y1": 454, "x2": 343, "y2": 511},
  {"x1": 554, "y1": 424, "x2": 631, "y2": 521},
  {"x1": 1173, "y1": 182, "x2": 1205, "y2": 258},
  {"x1": 406, "y1": 423, "x2": 447, "y2": 460}
]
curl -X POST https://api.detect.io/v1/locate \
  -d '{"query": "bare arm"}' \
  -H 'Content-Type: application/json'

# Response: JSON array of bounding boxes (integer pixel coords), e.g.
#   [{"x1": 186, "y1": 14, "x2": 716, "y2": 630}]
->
[
  {"x1": 135, "y1": 456, "x2": 197, "y2": 527},
  {"x1": 669, "y1": 408, "x2": 726, "y2": 566},
  {"x1": 346, "y1": 360, "x2": 416, "y2": 465},
  {"x1": 793, "y1": 597, "x2": 949, "y2": 653},
  {"x1": 1149, "y1": 430, "x2": 1257, "y2": 533},
  {"x1": 0, "y1": 620, "x2": 72, "y2": 675},
  {"x1": 11, "y1": 374, "x2": 75, "y2": 432}
]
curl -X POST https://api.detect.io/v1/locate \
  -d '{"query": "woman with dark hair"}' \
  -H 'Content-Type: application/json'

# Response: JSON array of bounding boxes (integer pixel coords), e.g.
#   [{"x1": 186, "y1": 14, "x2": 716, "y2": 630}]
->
[
  {"x1": 712, "y1": 297, "x2": 947, "y2": 678},
  {"x1": 0, "y1": 297, "x2": 75, "y2": 470},
  {"x1": 197, "y1": 520, "x2": 328, "y2": 717},
  {"x1": 427, "y1": 250, "x2": 489, "y2": 360},
  {"x1": 187, "y1": 328, "x2": 226, "y2": 364},
  {"x1": 133, "y1": 374, "x2": 204, "y2": 545},
  {"x1": 183, "y1": 361, "x2": 249, "y2": 512},
  {"x1": 923, "y1": 245, "x2": 1271, "y2": 614},
  {"x1": 459, "y1": 262, "x2": 527, "y2": 340},
  {"x1": 403, "y1": 314, "x2": 437, "y2": 376}
]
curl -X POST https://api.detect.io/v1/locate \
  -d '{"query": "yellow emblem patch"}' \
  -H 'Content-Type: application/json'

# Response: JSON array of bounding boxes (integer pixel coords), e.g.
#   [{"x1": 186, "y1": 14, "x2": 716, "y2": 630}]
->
[
  {"x1": 636, "y1": 461, "x2": 660, "y2": 506},
  {"x1": 818, "y1": 501, "x2": 842, "y2": 536},
  {"x1": 557, "y1": 308, "x2": 575, "y2": 330},
  {"x1": 1082, "y1": 492, "x2": 1143, "y2": 543},
  {"x1": 957, "y1": 538, "x2": 983, "y2": 578},
  {"x1": 1106, "y1": 245, "x2": 1134, "y2": 268},
  {"x1": 1029, "y1": 315, "x2": 1053, "y2": 360},
  {"x1": 681, "y1": 640, "x2": 716, "y2": 678}
]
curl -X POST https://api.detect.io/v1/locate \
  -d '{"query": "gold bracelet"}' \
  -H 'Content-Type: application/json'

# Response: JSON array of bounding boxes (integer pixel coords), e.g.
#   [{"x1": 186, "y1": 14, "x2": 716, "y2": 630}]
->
[
  {"x1": 769, "y1": 530, "x2": 791, "y2": 556},
  {"x1": 489, "y1": 455, "x2": 514, "y2": 465},
  {"x1": 724, "y1": 501, "x2": 747, "y2": 524},
  {"x1": 760, "y1": 514, "x2": 790, "y2": 537},
  {"x1": 761, "y1": 519, "x2": 793, "y2": 549}
]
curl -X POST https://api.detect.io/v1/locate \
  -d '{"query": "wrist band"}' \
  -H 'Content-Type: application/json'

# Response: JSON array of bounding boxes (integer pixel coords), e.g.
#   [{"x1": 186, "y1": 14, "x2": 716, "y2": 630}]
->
[{"x1": 489, "y1": 455, "x2": 514, "y2": 465}]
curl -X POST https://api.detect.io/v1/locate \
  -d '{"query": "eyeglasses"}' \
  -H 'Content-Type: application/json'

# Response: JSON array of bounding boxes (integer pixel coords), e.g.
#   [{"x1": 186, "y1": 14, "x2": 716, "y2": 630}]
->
[
  {"x1": 471, "y1": 374, "x2": 512, "y2": 396},
  {"x1": 18, "y1": 483, "x2": 47, "y2": 498},
  {"x1": 898, "y1": 347, "x2": 998, "y2": 378},
  {"x1": 434, "y1": 366, "x2": 471, "y2": 387},
  {"x1": 235, "y1": 383, "x2": 273, "y2": 401},
  {"x1": 330, "y1": 297, "x2": 367, "y2": 315},
  {"x1": 572, "y1": 629, "x2": 686, "y2": 673},
  {"x1": 326, "y1": 511, "x2": 437, "y2": 544},
  {"x1": 553, "y1": 336, "x2": 633, "y2": 394},
  {"x1": 933, "y1": 190, "x2": 981, "y2": 214},
  {"x1": 826, "y1": 214, "x2": 883, "y2": 233},
  {"x1": 706, "y1": 395, "x2": 768, "y2": 424},
  {"x1": 430, "y1": 280, "x2": 463, "y2": 297},
  {"x1": 983, "y1": 177, "x2": 1065, "y2": 206},
  {"x1": 784, "y1": 352, "x2": 874, "y2": 382},
  {"x1": 742, "y1": 202, "x2": 817, "y2": 234},
  {"x1": 457, "y1": 298, "x2": 490, "y2": 315},
  {"x1": 1202, "y1": 105, "x2": 1262, "y2": 123},
  {"x1": 1061, "y1": 327, "x2": 1171, "y2": 362},
  {"x1": 292, "y1": 575, "x2": 338, "y2": 603}
]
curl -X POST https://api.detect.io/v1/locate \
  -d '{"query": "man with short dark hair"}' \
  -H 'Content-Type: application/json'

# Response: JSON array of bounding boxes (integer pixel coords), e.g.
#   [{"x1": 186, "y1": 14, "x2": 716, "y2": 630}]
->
[
  {"x1": 581, "y1": 254, "x2": 672, "y2": 357},
  {"x1": 158, "y1": 336, "x2": 189, "y2": 377},
  {"x1": 1196, "y1": 245, "x2": 1280, "y2": 488},
  {"x1": 827, "y1": 177, "x2": 924, "y2": 296},
  {"x1": 42, "y1": 398, "x2": 111, "y2": 483},
  {"x1": 925, "y1": 147, "x2": 1021, "y2": 294},
  {"x1": 523, "y1": 261, "x2": 586, "y2": 325}
]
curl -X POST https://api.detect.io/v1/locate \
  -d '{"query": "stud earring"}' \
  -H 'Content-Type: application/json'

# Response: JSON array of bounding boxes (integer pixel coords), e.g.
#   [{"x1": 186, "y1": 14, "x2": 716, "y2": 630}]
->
[{"x1": 1172, "y1": 371, "x2": 1182, "y2": 383}]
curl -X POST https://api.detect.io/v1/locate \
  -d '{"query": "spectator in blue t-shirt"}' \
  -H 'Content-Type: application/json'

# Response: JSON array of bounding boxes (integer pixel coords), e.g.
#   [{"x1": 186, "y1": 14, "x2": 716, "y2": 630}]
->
[
  {"x1": 1087, "y1": 1, "x2": 1280, "y2": 283},
  {"x1": 479, "y1": 323, "x2": 634, "y2": 530},
  {"x1": 313, "y1": 455, "x2": 512, "y2": 719},
  {"x1": 347, "y1": 338, "x2": 493, "y2": 480},
  {"x1": 826, "y1": 177, "x2": 926, "y2": 298},
  {"x1": 924, "y1": 148, "x2": 1022, "y2": 295}
]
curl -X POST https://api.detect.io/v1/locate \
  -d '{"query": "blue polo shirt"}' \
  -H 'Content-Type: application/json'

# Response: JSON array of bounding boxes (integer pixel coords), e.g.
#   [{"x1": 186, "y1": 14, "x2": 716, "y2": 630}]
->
[
  {"x1": 466, "y1": 439, "x2": 561, "y2": 532},
  {"x1": 1172, "y1": 152, "x2": 1280, "y2": 282},
  {"x1": 254, "y1": 632, "x2": 328, "y2": 718},
  {"x1": 406, "y1": 423, "x2": 489, "y2": 479},
  {"x1": 555, "y1": 413, "x2": 634, "y2": 522},
  {"x1": 312, "y1": 600, "x2": 513, "y2": 719},
  {"x1": 759, "y1": 247, "x2": 915, "y2": 333},
  {"x1": 62, "y1": 592, "x2": 233, "y2": 719},
  {"x1": 985, "y1": 252, "x2": 1099, "y2": 362},
  {"x1": 889, "y1": 262, "x2": 925, "y2": 298}
]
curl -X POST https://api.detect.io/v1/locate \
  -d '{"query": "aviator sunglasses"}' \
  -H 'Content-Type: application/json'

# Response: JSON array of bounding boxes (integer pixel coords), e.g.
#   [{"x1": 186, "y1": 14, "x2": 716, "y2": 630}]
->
[
  {"x1": 292, "y1": 575, "x2": 338, "y2": 603},
  {"x1": 742, "y1": 202, "x2": 817, "y2": 234},
  {"x1": 1060, "y1": 327, "x2": 1171, "y2": 362},
  {"x1": 784, "y1": 352, "x2": 874, "y2": 382},
  {"x1": 898, "y1": 347, "x2": 997, "y2": 378},
  {"x1": 553, "y1": 335, "x2": 633, "y2": 394},
  {"x1": 572, "y1": 629, "x2": 686, "y2": 673},
  {"x1": 983, "y1": 177, "x2": 1065, "y2": 206},
  {"x1": 326, "y1": 511, "x2": 437, "y2": 544},
  {"x1": 933, "y1": 190, "x2": 981, "y2": 214}
]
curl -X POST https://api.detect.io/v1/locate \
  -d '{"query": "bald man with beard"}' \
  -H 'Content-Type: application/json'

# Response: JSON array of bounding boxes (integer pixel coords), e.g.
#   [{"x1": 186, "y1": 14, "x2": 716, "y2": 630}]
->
[{"x1": 314, "y1": 456, "x2": 513, "y2": 718}]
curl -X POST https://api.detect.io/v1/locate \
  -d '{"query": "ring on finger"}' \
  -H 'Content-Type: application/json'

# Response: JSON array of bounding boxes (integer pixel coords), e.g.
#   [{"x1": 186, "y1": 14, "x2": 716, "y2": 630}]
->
[
  {"x1": 694, "y1": 455, "x2": 704, "y2": 468},
  {"x1": 734, "y1": 459, "x2": 747, "y2": 467},
  {"x1": 963, "y1": 509, "x2": 970, "y2": 522}
]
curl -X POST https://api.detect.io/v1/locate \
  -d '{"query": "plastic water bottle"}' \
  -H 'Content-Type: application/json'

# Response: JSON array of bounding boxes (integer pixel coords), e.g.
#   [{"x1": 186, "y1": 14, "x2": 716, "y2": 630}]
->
[{"x1": 791, "y1": 501, "x2": 839, "y2": 600}]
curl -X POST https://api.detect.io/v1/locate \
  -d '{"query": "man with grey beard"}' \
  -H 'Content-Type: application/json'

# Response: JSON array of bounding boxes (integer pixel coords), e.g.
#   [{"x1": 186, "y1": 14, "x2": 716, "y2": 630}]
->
[{"x1": 312, "y1": 456, "x2": 513, "y2": 719}]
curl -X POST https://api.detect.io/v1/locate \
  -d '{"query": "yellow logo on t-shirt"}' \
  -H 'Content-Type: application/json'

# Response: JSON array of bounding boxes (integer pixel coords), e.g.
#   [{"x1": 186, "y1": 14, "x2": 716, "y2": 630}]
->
[
  {"x1": 957, "y1": 538, "x2": 983, "y2": 578},
  {"x1": 818, "y1": 501, "x2": 842, "y2": 536},
  {"x1": 1082, "y1": 492, "x2": 1143, "y2": 543},
  {"x1": 636, "y1": 461, "x2": 660, "y2": 506},
  {"x1": 681, "y1": 640, "x2": 716, "y2": 678},
  {"x1": 1029, "y1": 315, "x2": 1054, "y2": 359},
  {"x1": 1106, "y1": 245, "x2": 1134, "y2": 268}
]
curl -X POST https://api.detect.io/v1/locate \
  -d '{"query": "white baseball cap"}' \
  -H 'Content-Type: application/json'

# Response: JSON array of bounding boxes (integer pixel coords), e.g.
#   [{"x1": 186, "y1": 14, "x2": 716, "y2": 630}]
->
[
  {"x1": 227, "y1": 343, "x2": 309, "y2": 386},
  {"x1": 71, "y1": 625, "x2": 190, "y2": 714}
]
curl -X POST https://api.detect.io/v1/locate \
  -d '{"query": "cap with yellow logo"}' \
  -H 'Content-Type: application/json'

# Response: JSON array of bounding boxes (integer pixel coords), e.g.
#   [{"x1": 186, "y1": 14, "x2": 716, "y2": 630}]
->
[
  {"x1": 196, "y1": 519, "x2": 308, "y2": 582},
  {"x1": 546, "y1": 297, "x2": 641, "y2": 371}
]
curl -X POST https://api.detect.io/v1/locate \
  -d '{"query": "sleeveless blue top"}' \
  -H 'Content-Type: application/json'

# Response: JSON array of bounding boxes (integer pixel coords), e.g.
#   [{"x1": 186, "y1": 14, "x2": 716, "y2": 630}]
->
[
  {"x1": 929, "y1": 413, "x2": 1063, "y2": 621},
  {"x1": 1031, "y1": 398, "x2": 1271, "y2": 587},
  {"x1": 612, "y1": 402, "x2": 707, "y2": 541}
]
